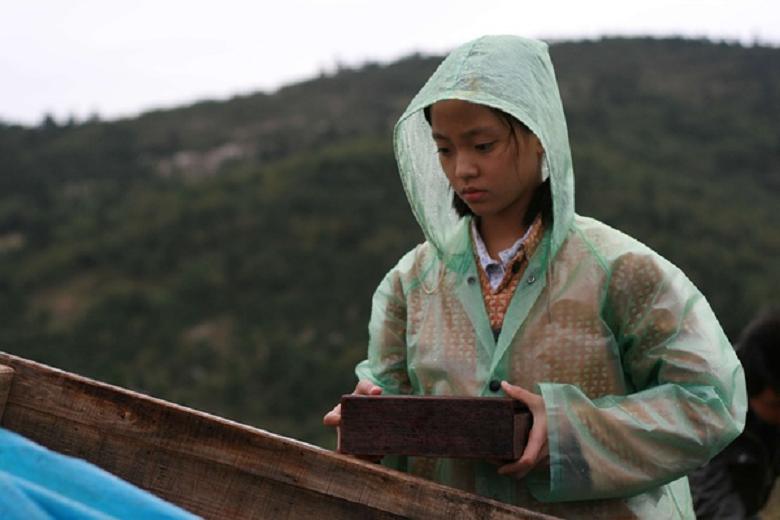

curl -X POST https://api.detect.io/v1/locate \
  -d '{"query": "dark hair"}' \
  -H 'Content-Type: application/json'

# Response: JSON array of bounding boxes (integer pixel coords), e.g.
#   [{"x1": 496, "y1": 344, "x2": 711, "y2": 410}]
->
[
  {"x1": 737, "y1": 309, "x2": 780, "y2": 397},
  {"x1": 423, "y1": 105, "x2": 553, "y2": 227}
]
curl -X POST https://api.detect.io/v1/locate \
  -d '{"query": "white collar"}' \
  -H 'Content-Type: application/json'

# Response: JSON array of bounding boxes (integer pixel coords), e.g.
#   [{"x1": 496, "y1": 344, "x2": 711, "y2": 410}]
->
[{"x1": 470, "y1": 219, "x2": 534, "y2": 272}]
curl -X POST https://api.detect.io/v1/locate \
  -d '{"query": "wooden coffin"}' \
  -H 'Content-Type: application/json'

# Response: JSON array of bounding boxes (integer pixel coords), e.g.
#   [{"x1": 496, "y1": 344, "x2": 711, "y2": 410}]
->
[
  {"x1": 339, "y1": 395, "x2": 531, "y2": 459},
  {"x1": 0, "y1": 353, "x2": 558, "y2": 520}
]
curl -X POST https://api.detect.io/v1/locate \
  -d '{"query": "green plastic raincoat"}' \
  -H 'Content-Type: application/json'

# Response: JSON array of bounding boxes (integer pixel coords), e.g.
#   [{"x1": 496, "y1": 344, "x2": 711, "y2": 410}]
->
[{"x1": 355, "y1": 35, "x2": 746, "y2": 519}]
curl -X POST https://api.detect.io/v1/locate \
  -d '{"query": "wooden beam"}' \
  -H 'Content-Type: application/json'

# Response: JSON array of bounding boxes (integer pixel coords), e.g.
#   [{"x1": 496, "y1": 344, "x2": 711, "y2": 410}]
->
[
  {"x1": 340, "y1": 395, "x2": 531, "y2": 459},
  {"x1": 0, "y1": 353, "x2": 557, "y2": 520},
  {"x1": 0, "y1": 364, "x2": 13, "y2": 422}
]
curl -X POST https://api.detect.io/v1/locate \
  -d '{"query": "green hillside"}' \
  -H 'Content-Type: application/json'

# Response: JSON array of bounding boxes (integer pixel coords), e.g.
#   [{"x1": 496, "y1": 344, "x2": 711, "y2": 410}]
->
[{"x1": 1, "y1": 38, "x2": 778, "y2": 448}]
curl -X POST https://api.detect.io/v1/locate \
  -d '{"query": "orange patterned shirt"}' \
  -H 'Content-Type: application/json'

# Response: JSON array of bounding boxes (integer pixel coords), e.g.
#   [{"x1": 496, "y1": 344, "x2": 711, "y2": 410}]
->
[{"x1": 472, "y1": 215, "x2": 544, "y2": 337}]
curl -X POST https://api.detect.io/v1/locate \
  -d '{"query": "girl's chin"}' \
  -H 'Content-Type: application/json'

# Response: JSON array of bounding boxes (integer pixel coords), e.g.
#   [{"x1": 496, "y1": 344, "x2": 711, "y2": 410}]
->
[
  {"x1": 468, "y1": 204, "x2": 500, "y2": 217},
  {"x1": 470, "y1": 206, "x2": 531, "y2": 223}
]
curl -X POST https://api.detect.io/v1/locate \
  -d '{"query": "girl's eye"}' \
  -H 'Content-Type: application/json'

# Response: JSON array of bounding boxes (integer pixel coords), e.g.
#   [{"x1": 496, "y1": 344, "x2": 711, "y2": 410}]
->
[
  {"x1": 475, "y1": 142, "x2": 496, "y2": 152},
  {"x1": 436, "y1": 147, "x2": 451, "y2": 156}
]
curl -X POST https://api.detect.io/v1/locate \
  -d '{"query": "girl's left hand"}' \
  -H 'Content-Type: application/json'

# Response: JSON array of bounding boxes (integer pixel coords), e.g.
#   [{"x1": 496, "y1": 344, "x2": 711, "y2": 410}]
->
[{"x1": 497, "y1": 380, "x2": 549, "y2": 479}]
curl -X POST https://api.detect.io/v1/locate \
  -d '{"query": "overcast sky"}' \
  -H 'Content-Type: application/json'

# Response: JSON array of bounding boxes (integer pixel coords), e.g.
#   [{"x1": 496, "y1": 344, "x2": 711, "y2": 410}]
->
[{"x1": 2, "y1": 0, "x2": 778, "y2": 125}]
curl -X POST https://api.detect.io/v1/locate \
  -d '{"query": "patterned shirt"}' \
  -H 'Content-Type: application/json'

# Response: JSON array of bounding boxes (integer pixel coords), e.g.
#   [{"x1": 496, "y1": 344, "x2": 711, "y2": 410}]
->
[
  {"x1": 471, "y1": 215, "x2": 545, "y2": 337},
  {"x1": 471, "y1": 217, "x2": 538, "y2": 291}
]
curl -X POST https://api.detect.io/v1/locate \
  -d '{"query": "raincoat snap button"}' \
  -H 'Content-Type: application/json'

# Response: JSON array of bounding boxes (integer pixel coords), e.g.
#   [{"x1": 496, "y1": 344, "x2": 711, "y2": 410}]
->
[
  {"x1": 527, "y1": 274, "x2": 536, "y2": 285},
  {"x1": 489, "y1": 380, "x2": 501, "y2": 392},
  {"x1": 467, "y1": 276, "x2": 477, "y2": 285}
]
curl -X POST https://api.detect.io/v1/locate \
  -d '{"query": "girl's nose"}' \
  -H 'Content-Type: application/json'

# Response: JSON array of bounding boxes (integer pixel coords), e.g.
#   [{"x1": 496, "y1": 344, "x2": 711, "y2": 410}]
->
[{"x1": 454, "y1": 153, "x2": 478, "y2": 179}]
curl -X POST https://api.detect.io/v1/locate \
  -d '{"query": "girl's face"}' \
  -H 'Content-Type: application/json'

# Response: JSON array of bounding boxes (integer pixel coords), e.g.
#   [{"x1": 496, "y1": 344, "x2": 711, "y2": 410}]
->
[{"x1": 430, "y1": 100, "x2": 543, "y2": 223}]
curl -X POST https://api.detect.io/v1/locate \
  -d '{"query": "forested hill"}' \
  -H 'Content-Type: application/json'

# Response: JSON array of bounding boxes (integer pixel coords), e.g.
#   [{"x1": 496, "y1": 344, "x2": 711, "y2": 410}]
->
[{"x1": 1, "y1": 38, "x2": 778, "y2": 447}]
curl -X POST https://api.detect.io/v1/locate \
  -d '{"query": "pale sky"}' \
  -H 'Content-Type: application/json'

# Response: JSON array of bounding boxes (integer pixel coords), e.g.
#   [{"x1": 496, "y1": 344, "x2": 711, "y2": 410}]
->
[{"x1": 2, "y1": 0, "x2": 778, "y2": 125}]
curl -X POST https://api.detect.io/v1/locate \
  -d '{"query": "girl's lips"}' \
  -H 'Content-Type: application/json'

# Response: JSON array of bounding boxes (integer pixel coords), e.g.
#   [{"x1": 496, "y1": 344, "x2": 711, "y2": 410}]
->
[{"x1": 462, "y1": 190, "x2": 487, "y2": 202}]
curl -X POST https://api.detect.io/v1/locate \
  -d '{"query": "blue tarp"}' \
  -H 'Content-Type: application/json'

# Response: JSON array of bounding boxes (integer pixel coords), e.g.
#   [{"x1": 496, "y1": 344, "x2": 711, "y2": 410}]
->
[{"x1": 0, "y1": 427, "x2": 199, "y2": 519}]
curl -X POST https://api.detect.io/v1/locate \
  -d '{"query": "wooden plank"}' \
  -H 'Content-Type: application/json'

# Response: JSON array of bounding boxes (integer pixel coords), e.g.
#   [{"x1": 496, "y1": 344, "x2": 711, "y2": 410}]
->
[
  {"x1": 0, "y1": 353, "x2": 558, "y2": 520},
  {"x1": 0, "y1": 365, "x2": 13, "y2": 421},
  {"x1": 340, "y1": 395, "x2": 531, "y2": 459}
]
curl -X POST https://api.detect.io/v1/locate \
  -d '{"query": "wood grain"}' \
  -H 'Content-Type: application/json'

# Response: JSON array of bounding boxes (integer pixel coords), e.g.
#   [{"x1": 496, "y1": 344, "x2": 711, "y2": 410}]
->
[
  {"x1": 339, "y1": 395, "x2": 531, "y2": 459},
  {"x1": 0, "y1": 365, "x2": 13, "y2": 422},
  {"x1": 0, "y1": 353, "x2": 558, "y2": 520}
]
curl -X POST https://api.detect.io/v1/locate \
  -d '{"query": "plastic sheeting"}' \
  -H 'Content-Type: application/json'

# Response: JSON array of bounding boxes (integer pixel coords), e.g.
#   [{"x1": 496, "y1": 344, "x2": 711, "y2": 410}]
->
[{"x1": 0, "y1": 427, "x2": 199, "y2": 519}]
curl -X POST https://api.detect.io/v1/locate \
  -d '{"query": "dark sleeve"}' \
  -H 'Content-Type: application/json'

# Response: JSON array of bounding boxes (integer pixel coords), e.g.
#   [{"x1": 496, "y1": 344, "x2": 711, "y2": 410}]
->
[
  {"x1": 689, "y1": 434, "x2": 772, "y2": 520},
  {"x1": 689, "y1": 451, "x2": 748, "y2": 519}
]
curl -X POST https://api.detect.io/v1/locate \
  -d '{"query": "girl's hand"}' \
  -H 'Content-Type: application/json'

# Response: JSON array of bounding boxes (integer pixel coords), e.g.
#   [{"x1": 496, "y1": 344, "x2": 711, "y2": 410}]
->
[
  {"x1": 497, "y1": 380, "x2": 549, "y2": 479},
  {"x1": 322, "y1": 380, "x2": 383, "y2": 427},
  {"x1": 323, "y1": 380, "x2": 384, "y2": 463}
]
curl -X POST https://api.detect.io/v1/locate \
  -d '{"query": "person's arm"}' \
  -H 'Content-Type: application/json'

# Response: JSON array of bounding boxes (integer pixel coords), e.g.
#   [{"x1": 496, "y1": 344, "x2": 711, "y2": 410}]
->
[
  {"x1": 354, "y1": 249, "x2": 417, "y2": 395},
  {"x1": 689, "y1": 450, "x2": 750, "y2": 519},
  {"x1": 331, "y1": 251, "x2": 417, "y2": 468},
  {"x1": 323, "y1": 249, "x2": 416, "y2": 430},
  {"x1": 528, "y1": 251, "x2": 747, "y2": 502}
]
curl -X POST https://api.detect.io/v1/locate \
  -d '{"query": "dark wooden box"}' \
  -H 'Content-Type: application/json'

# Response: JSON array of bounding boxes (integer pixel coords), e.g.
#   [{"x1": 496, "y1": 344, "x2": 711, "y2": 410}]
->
[{"x1": 339, "y1": 395, "x2": 531, "y2": 459}]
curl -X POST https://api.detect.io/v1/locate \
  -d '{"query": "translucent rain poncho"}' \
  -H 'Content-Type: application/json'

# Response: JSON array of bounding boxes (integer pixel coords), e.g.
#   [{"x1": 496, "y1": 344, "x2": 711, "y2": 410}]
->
[{"x1": 354, "y1": 35, "x2": 746, "y2": 519}]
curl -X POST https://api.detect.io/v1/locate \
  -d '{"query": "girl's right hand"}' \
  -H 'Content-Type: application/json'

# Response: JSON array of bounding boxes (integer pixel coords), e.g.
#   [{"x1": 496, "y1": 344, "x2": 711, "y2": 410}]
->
[
  {"x1": 323, "y1": 380, "x2": 384, "y2": 462},
  {"x1": 322, "y1": 380, "x2": 383, "y2": 427}
]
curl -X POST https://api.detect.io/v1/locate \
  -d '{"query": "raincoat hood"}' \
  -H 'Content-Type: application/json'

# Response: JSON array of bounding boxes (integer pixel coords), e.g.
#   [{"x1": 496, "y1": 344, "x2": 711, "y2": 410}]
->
[{"x1": 394, "y1": 35, "x2": 574, "y2": 265}]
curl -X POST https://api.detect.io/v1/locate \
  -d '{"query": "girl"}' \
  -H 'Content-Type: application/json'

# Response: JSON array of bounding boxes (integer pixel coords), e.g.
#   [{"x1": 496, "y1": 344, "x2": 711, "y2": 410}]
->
[{"x1": 324, "y1": 35, "x2": 745, "y2": 518}]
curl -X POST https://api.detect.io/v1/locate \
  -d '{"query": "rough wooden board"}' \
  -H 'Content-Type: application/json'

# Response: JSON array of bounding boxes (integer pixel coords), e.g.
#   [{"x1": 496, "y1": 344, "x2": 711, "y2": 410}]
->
[
  {"x1": 0, "y1": 365, "x2": 13, "y2": 421},
  {"x1": 0, "y1": 354, "x2": 558, "y2": 520},
  {"x1": 340, "y1": 395, "x2": 531, "y2": 459}
]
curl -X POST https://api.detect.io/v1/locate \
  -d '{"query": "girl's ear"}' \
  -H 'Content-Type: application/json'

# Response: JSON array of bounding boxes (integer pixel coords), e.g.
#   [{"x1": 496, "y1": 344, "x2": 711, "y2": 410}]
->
[{"x1": 534, "y1": 136, "x2": 544, "y2": 157}]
